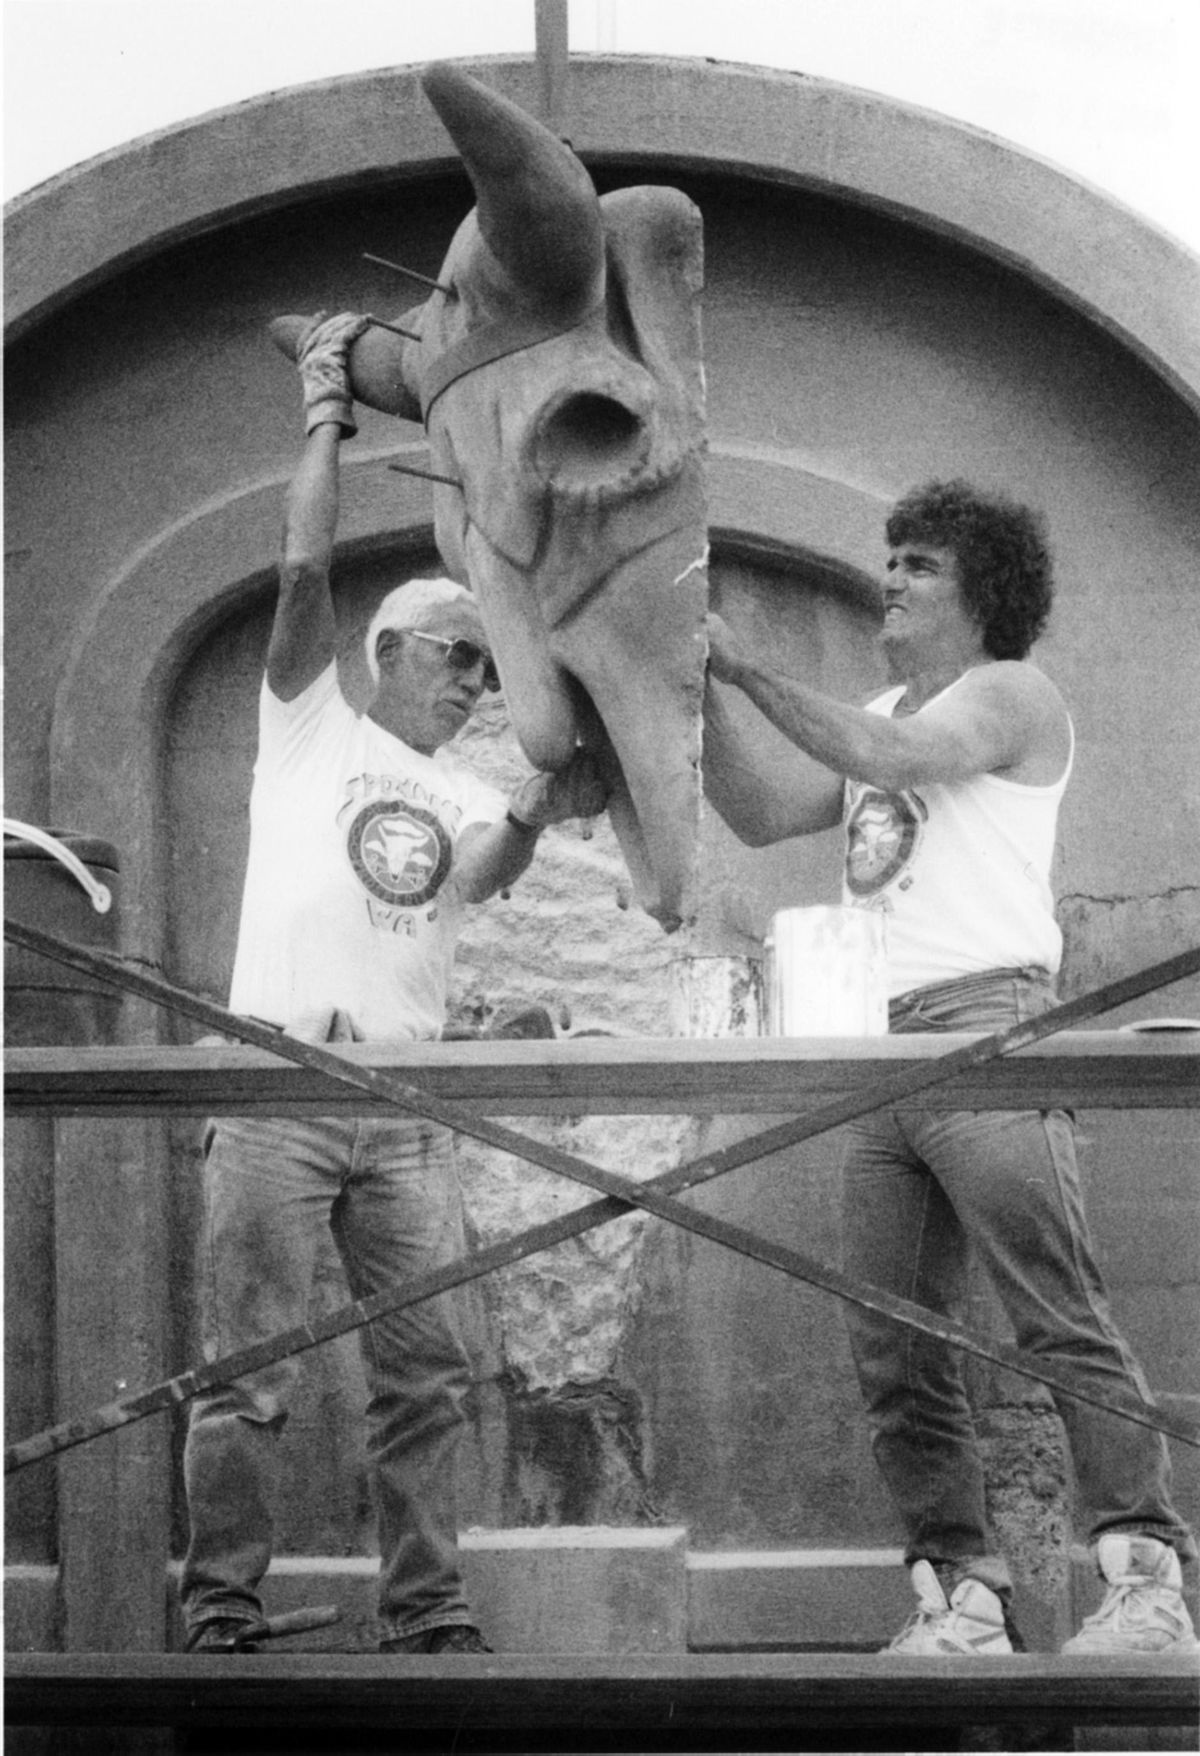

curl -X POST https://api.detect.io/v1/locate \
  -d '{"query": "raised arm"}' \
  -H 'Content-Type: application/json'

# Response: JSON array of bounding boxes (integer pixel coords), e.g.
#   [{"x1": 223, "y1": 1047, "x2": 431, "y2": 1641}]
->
[
  {"x1": 706, "y1": 612, "x2": 1069, "y2": 793},
  {"x1": 702, "y1": 674, "x2": 845, "y2": 845},
  {"x1": 267, "y1": 313, "x2": 367, "y2": 702}
]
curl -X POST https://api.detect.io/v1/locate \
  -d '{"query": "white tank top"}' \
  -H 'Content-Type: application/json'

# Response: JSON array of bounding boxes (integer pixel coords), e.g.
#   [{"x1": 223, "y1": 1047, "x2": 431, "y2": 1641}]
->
[{"x1": 841, "y1": 675, "x2": 1073, "y2": 999}]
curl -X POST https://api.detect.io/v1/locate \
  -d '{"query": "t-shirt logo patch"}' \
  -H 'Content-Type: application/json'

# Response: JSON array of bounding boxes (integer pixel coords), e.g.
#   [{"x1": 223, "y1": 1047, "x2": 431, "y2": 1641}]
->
[
  {"x1": 347, "y1": 800, "x2": 452, "y2": 908},
  {"x1": 845, "y1": 788, "x2": 925, "y2": 897}
]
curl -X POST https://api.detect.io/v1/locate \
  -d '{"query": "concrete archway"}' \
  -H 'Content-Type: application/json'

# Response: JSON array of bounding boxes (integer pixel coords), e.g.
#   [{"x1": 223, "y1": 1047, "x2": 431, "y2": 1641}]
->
[{"x1": 8, "y1": 54, "x2": 1198, "y2": 416}]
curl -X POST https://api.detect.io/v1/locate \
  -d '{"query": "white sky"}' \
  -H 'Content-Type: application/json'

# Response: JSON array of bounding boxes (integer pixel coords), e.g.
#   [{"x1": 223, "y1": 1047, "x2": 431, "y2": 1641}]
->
[{"x1": 3, "y1": 0, "x2": 1199, "y2": 254}]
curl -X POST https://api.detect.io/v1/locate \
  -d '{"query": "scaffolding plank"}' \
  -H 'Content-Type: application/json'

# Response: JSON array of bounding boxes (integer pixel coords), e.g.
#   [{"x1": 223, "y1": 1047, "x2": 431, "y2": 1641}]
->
[
  {"x1": 6, "y1": 1652, "x2": 1197, "y2": 1738},
  {"x1": 5, "y1": 1030, "x2": 1199, "y2": 1116}
]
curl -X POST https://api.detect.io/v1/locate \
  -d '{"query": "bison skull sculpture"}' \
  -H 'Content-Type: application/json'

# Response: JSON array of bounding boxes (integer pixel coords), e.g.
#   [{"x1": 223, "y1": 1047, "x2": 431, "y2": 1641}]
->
[{"x1": 271, "y1": 62, "x2": 709, "y2": 932}]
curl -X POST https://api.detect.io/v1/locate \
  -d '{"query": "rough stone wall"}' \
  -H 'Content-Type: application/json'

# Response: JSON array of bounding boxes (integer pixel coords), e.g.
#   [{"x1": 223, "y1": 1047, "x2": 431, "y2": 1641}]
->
[{"x1": 451, "y1": 693, "x2": 692, "y2": 1523}]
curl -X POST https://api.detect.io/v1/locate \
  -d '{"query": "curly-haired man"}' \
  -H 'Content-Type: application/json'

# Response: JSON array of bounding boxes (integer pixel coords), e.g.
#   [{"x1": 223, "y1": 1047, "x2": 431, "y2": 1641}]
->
[{"x1": 703, "y1": 479, "x2": 1196, "y2": 1656}]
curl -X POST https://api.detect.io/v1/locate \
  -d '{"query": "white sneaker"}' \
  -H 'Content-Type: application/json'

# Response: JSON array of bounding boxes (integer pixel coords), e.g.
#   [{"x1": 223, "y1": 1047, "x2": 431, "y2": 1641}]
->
[
  {"x1": 886, "y1": 1559, "x2": 1013, "y2": 1656},
  {"x1": 1063, "y1": 1535, "x2": 1199, "y2": 1655}
]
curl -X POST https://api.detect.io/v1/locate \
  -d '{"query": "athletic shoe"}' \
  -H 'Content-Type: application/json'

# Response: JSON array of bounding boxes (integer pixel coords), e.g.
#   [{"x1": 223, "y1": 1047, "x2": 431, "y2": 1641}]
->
[
  {"x1": 1062, "y1": 1534, "x2": 1199, "y2": 1655},
  {"x1": 381, "y1": 1623, "x2": 492, "y2": 1654},
  {"x1": 886, "y1": 1559, "x2": 1013, "y2": 1656}
]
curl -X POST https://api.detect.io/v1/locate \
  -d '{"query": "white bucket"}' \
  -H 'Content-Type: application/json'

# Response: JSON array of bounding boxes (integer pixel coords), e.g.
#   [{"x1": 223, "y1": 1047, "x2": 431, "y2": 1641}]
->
[{"x1": 763, "y1": 906, "x2": 888, "y2": 1036}]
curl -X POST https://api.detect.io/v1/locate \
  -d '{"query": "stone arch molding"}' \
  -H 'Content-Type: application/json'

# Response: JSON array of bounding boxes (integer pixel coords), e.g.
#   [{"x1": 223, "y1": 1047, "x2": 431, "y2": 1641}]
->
[
  {"x1": 7, "y1": 55, "x2": 1199, "y2": 413},
  {"x1": 48, "y1": 443, "x2": 886, "y2": 1017}
]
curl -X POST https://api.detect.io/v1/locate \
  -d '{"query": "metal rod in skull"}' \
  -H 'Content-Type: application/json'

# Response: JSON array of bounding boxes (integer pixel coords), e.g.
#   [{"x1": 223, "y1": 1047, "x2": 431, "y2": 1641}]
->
[{"x1": 270, "y1": 62, "x2": 709, "y2": 932}]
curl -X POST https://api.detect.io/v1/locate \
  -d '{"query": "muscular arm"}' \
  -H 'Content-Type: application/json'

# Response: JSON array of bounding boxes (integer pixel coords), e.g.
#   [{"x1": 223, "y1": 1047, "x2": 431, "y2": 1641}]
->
[
  {"x1": 266, "y1": 423, "x2": 341, "y2": 702},
  {"x1": 708, "y1": 614, "x2": 1070, "y2": 794},
  {"x1": 702, "y1": 676, "x2": 844, "y2": 845}
]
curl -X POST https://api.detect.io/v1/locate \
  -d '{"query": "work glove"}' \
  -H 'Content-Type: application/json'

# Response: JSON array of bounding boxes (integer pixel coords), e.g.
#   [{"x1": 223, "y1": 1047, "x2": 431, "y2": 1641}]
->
[
  {"x1": 507, "y1": 749, "x2": 610, "y2": 830},
  {"x1": 296, "y1": 310, "x2": 369, "y2": 437}
]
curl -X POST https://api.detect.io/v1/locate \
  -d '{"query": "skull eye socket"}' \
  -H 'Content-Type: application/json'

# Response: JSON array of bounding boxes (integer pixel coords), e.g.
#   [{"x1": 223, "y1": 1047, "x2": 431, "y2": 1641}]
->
[{"x1": 535, "y1": 393, "x2": 647, "y2": 488}]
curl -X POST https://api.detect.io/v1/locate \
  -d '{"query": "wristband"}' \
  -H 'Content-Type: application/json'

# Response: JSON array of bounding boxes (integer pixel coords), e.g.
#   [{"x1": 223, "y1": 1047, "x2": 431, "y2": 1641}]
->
[
  {"x1": 304, "y1": 395, "x2": 356, "y2": 438},
  {"x1": 505, "y1": 808, "x2": 543, "y2": 836}
]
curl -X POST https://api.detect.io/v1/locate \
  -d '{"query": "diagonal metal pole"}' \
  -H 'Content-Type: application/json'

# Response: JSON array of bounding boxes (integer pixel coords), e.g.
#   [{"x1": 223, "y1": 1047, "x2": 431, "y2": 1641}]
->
[
  {"x1": 653, "y1": 946, "x2": 1200, "y2": 1197},
  {"x1": 5, "y1": 1187, "x2": 634, "y2": 1472},
  {"x1": 14, "y1": 1150, "x2": 1195, "y2": 1473},
  {"x1": 5, "y1": 917, "x2": 1200, "y2": 1471}
]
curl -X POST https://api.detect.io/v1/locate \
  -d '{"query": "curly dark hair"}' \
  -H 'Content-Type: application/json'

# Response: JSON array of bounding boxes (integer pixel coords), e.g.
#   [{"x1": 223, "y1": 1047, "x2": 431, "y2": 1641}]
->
[{"x1": 885, "y1": 480, "x2": 1053, "y2": 659}]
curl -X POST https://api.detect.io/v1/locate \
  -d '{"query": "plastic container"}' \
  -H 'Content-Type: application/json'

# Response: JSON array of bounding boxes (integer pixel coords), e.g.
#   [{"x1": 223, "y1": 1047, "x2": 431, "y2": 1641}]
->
[
  {"x1": 4, "y1": 830, "x2": 121, "y2": 1047},
  {"x1": 762, "y1": 905, "x2": 887, "y2": 1036}
]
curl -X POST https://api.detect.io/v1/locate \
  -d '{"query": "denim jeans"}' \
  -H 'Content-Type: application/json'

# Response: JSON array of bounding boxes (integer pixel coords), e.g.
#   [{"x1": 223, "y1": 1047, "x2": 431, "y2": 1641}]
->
[
  {"x1": 181, "y1": 1114, "x2": 474, "y2": 1643},
  {"x1": 840, "y1": 966, "x2": 1195, "y2": 1593}
]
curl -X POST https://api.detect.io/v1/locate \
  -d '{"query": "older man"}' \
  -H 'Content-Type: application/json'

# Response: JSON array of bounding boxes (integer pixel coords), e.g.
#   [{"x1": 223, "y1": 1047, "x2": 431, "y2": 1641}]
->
[
  {"x1": 704, "y1": 480, "x2": 1196, "y2": 1657},
  {"x1": 181, "y1": 314, "x2": 605, "y2": 1655}
]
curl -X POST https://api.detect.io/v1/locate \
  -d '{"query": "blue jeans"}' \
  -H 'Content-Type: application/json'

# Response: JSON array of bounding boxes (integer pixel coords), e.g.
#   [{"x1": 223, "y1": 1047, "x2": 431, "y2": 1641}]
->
[
  {"x1": 181, "y1": 1114, "x2": 474, "y2": 1643},
  {"x1": 840, "y1": 967, "x2": 1195, "y2": 1593}
]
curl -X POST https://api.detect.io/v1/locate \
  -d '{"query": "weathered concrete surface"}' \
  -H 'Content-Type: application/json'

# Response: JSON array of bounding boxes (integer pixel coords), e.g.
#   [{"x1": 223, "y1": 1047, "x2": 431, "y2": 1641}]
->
[
  {"x1": 165, "y1": 1532, "x2": 691, "y2": 1655},
  {"x1": 3, "y1": 844, "x2": 171, "y2": 1655},
  {"x1": 459, "y1": 1526, "x2": 689, "y2": 1654}
]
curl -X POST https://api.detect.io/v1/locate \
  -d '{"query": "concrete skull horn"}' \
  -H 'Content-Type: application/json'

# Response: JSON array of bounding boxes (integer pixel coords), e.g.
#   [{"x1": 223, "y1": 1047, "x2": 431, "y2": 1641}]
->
[{"x1": 270, "y1": 62, "x2": 709, "y2": 932}]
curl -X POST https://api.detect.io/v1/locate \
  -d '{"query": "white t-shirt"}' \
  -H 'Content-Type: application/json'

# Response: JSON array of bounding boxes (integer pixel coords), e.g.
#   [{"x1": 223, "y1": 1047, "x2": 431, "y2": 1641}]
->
[
  {"x1": 228, "y1": 664, "x2": 505, "y2": 1039},
  {"x1": 841, "y1": 677, "x2": 1073, "y2": 999}
]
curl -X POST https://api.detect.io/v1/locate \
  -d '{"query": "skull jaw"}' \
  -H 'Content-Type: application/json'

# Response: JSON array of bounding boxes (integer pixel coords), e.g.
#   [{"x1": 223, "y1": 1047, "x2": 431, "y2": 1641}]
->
[{"x1": 463, "y1": 475, "x2": 709, "y2": 933}]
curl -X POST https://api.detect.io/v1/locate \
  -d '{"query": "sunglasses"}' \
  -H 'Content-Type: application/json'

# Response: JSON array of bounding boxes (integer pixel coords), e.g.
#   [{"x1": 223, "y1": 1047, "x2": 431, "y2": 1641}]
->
[{"x1": 403, "y1": 630, "x2": 501, "y2": 692}]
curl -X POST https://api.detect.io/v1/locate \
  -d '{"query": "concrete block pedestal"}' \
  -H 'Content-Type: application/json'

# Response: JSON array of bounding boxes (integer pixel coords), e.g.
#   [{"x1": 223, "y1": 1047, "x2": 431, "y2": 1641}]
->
[{"x1": 460, "y1": 1525, "x2": 689, "y2": 1654}]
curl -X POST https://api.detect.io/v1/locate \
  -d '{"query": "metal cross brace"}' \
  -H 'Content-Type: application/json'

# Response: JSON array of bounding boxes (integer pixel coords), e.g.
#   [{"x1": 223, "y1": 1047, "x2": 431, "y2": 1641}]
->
[{"x1": 5, "y1": 915, "x2": 1199, "y2": 1471}]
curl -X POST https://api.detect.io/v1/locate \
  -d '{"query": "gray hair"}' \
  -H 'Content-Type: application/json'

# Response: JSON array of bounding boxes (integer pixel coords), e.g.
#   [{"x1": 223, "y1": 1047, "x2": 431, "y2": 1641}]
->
[{"x1": 365, "y1": 577, "x2": 476, "y2": 685}]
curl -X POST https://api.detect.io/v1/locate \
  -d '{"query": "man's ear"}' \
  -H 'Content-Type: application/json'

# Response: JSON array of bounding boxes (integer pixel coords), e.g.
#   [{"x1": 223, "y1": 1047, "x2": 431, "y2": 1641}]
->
[{"x1": 375, "y1": 629, "x2": 402, "y2": 671}]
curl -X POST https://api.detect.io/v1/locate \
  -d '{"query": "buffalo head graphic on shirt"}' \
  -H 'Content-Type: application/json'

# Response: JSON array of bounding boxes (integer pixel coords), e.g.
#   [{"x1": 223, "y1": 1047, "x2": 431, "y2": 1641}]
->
[
  {"x1": 844, "y1": 787, "x2": 927, "y2": 898},
  {"x1": 347, "y1": 798, "x2": 453, "y2": 909}
]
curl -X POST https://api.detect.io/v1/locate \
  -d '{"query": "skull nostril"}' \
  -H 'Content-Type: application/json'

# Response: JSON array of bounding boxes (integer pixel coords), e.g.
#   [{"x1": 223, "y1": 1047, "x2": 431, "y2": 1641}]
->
[{"x1": 535, "y1": 393, "x2": 648, "y2": 488}]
